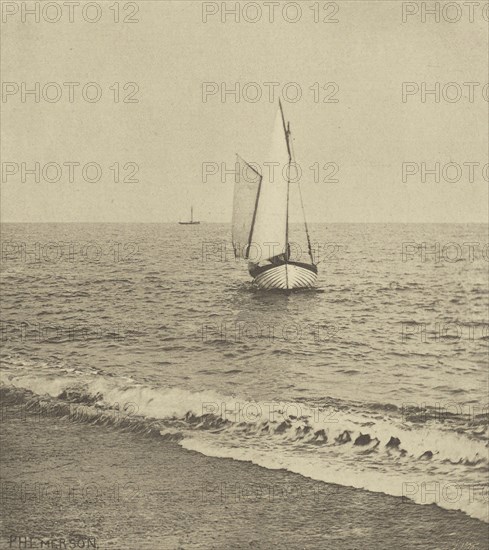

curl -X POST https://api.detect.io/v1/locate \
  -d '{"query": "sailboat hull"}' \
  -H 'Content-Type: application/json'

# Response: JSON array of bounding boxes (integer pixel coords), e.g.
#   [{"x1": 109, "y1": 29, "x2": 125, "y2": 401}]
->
[{"x1": 250, "y1": 261, "x2": 317, "y2": 290}]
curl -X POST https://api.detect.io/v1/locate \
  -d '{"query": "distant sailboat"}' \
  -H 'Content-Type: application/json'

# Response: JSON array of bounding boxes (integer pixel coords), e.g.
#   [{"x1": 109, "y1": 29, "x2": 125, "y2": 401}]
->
[
  {"x1": 179, "y1": 206, "x2": 200, "y2": 225},
  {"x1": 232, "y1": 100, "x2": 317, "y2": 290}
]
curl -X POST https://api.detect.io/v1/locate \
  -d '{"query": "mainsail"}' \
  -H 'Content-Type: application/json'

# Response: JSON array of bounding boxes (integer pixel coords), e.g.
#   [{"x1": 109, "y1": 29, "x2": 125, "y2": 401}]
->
[
  {"x1": 248, "y1": 106, "x2": 290, "y2": 263},
  {"x1": 231, "y1": 155, "x2": 262, "y2": 259}
]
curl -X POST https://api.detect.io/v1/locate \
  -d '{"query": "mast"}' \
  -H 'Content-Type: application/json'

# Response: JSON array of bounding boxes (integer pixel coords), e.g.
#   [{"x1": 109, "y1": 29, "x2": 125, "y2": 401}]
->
[
  {"x1": 279, "y1": 99, "x2": 291, "y2": 261},
  {"x1": 241, "y1": 155, "x2": 263, "y2": 260},
  {"x1": 191, "y1": 206, "x2": 193, "y2": 223}
]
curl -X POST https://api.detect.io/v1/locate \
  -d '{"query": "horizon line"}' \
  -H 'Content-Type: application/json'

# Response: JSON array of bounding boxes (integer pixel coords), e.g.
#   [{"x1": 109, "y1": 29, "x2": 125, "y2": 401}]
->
[{"x1": 1, "y1": 221, "x2": 487, "y2": 225}]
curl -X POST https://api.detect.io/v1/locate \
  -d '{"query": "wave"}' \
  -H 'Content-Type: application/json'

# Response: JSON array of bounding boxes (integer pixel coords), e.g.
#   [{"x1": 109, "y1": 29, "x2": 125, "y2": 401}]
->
[{"x1": 1, "y1": 369, "x2": 488, "y2": 523}]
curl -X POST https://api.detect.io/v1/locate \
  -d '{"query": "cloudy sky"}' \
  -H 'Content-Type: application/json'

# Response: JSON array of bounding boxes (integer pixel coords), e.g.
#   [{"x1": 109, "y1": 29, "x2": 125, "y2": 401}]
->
[{"x1": 1, "y1": 0, "x2": 487, "y2": 222}]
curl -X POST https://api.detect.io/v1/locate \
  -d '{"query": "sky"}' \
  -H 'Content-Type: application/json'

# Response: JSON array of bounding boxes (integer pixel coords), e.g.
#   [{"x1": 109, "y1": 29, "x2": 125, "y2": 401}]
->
[{"x1": 1, "y1": 0, "x2": 488, "y2": 223}]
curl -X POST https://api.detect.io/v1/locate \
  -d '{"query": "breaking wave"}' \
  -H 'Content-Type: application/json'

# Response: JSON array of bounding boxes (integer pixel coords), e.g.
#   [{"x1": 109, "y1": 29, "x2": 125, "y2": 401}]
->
[{"x1": 1, "y1": 369, "x2": 488, "y2": 523}]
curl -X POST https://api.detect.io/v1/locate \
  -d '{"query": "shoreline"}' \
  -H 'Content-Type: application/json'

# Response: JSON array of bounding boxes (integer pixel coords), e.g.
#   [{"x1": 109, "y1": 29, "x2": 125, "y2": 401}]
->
[{"x1": 1, "y1": 399, "x2": 488, "y2": 550}]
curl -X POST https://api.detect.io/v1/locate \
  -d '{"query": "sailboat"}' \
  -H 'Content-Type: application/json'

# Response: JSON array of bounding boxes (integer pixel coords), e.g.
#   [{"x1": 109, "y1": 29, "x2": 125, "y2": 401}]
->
[
  {"x1": 179, "y1": 206, "x2": 200, "y2": 225},
  {"x1": 232, "y1": 100, "x2": 317, "y2": 290}
]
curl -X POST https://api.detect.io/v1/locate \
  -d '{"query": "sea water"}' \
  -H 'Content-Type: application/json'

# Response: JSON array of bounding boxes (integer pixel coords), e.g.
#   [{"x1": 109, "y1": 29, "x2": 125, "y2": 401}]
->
[{"x1": 1, "y1": 222, "x2": 487, "y2": 522}]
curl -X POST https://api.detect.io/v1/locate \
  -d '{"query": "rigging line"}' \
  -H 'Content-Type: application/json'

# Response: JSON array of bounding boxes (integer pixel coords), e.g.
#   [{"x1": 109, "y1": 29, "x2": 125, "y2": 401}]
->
[
  {"x1": 289, "y1": 137, "x2": 315, "y2": 266},
  {"x1": 280, "y1": 100, "x2": 291, "y2": 265}
]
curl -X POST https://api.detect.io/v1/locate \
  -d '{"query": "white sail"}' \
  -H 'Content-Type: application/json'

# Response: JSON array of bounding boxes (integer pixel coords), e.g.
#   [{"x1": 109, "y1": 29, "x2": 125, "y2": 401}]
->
[
  {"x1": 231, "y1": 155, "x2": 262, "y2": 259},
  {"x1": 249, "y1": 106, "x2": 290, "y2": 263}
]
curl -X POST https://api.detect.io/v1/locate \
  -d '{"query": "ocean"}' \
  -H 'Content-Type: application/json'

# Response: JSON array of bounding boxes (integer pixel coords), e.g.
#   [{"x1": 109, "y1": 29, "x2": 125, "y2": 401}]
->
[{"x1": 1, "y1": 222, "x2": 488, "y2": 528}]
